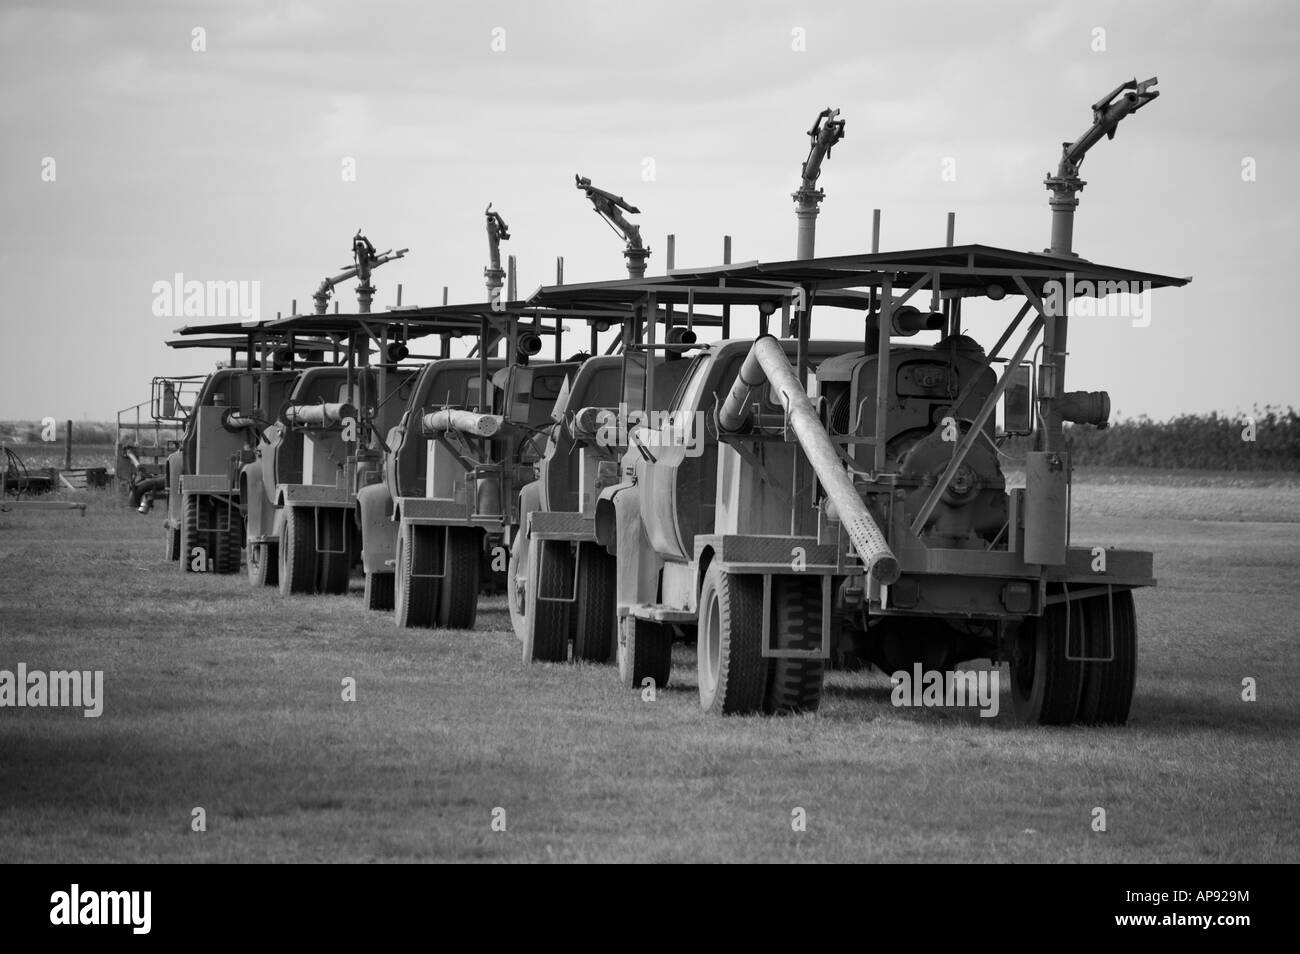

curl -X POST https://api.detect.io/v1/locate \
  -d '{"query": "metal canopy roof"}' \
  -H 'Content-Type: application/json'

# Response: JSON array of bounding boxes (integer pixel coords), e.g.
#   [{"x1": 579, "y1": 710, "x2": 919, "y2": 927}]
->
[
  {"x1": 528, "y1": 243, "x2": 1190, "y2": 307},
  {"x1": 165, "y1": 335, "x2": 337, "y2": 351},
  {"x1": 528, "y1": 280, "x2": 873, "y2": 310},
  {"x1": 667, "y1": 244, "x2": 1191, "y2": 291}
]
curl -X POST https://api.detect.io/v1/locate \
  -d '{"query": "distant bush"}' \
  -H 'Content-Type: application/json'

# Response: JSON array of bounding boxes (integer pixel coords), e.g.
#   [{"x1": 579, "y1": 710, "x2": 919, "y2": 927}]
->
[{"x1": 1004, "y1": 406, "x2": 1300, "y2": 471}]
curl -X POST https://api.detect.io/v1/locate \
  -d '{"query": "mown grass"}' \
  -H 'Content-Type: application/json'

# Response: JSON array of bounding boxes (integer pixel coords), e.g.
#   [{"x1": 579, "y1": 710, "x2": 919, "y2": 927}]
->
[{"x1": 0, "y1": 472, "x2": 1296, "y2": 862}]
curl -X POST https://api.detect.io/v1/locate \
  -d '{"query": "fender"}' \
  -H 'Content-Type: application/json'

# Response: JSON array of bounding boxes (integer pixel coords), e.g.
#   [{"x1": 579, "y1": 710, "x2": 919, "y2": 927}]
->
[
  {"x1": 593, "y1": 479, "x2": 634, "y2": 555},
  {"x1": 357, "y1": 482, "x2": 397, "y2": 574},
  {"x1": 164, "y1": 449, "x2": 184, "y2": 530},
  {"x1": 604, "y1": 483, "x2": 664, "y2": 615},
  {"x1": 516, "y1": 479, "x2": 541, "y2": 540},
  {"x1": 240, "y1": 462, "x2": 272, "y2": 540}
]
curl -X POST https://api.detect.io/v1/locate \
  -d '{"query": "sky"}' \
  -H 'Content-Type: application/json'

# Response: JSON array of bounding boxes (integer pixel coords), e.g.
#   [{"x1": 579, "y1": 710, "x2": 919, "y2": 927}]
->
[{"x1": 1, "y1": 0, "x2": 1297, "y2": 422}]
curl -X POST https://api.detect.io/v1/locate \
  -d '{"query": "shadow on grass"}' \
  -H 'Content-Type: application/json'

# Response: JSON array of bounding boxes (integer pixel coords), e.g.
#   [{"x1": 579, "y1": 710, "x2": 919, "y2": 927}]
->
[{"x1": 1131, "y1": 689, "x2": 1300, "y2": 737}]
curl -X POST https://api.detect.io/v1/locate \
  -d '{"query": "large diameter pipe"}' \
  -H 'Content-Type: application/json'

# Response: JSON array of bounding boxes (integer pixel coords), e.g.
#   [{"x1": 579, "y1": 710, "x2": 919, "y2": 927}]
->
[
  {"x1": 717, "y1": 337, "x2": 900, "y2": 583},
  {"x1": 222, "y1": 411, "x2": 258, "y2": 431},
  {"x1": 284, "y1": 402, "x2": 354, "y2": 426},
  {"x1": 573, "y1": 406, "x2": 618, "y2": 439},
  {"x1": 423, "y1": 409, "x2": 504, "y2": 437}
]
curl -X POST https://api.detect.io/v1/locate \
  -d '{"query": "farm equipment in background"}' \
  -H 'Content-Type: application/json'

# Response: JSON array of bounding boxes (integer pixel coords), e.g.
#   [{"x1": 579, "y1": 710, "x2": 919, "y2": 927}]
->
[
  {"x1": 238, "y1": 308, "x2": 474, "y2": 596},
  {"x1": 380, "y1": 299, "x2": 577, "y2": 628},
  {"x1": 160, "y1": 332, "x2": 317, "y2": 571},
  {"x1": 116, "y1": 375, "x2": 203, "y2": 511},
  {"x1": 510, "y1": 294, "x2": 728, "y2": 663}
]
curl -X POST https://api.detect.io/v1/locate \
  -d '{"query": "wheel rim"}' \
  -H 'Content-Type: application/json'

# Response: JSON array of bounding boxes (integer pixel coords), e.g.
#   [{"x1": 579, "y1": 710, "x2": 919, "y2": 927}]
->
[
  {"x1": 395, "y1": 536, "x2": 406, "y2": 608},
  {"x1": 511, "y1": 539, "x2": 527, "y2": 621},
  {"x1": 700, "y1": 588, "x2": 721, "y2": 697},
  {"x1": 616, "y1": 619, "x2": 631, "y2": 682}
]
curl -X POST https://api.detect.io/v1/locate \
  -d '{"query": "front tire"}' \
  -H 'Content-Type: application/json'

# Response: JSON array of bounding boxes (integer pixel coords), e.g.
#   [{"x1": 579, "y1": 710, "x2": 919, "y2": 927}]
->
[
  {"x1": 279, "y1": 506, "x2": 316, "y2": 596},
  {"x1": 364, "y1": 571, "x2": 395, "y2": 611},
  {"x1": 247, "y1": 541, "x2": 278, "y2": 587},
  {"x1": 507, "y1": 528, "x2": 528, "y2": 642},
  {"x1": 394, "y1": 522, "x2": 436, "y2": 629},
  {"x1": 696, "y1": 563, "x2": 763, "y2": 714}
]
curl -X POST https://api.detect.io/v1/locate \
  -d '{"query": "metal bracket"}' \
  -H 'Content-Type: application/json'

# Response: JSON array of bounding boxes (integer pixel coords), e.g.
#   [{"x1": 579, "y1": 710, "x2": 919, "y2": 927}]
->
[{"x1": 1064, "y1": 582, "x2": 1116, "y2": 663}]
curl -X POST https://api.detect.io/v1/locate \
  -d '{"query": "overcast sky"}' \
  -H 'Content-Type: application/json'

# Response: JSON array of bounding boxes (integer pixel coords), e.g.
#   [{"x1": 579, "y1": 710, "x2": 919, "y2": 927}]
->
[{"x1": 1, "y1": 0, "x2": 1296, "y2": 421}]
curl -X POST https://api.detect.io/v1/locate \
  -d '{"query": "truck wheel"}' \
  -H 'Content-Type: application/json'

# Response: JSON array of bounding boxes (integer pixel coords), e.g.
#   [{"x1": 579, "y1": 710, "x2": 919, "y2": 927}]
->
[
  {"x1": 523, "y1": 538, "x2": 570, "y2": 662},
  {"x1": 180, "y1": 494, "x2": 203, "y2": 573},
  {"x1": 318, "y1": 510, "x2": 350, "y2": 595},
  {"x1": 437, "y1": 527, "x2": 480, "y2": 629},
  {"x1": 573, "y1": 542, "x2": 616, "y2": 663},
  {"x1": 619, "y1": 616, "x2": 673, "y2": 691},
  {"x1": 696, "y1": 563, "x2": 763, "y2": 714},
  {"x1": 507, "y1": 528, "x2": 528, "y2": 642},
  {"x1": 248, "y1": 541, "x2": 278, "y2": 587},
  {"x1": 212, "y1": 526, "x2": 240, "y2": 574},
  {"x1": 1077, "y1": 590, "x2": 1137, "y2": 726},
  {"x1": 1009, "y1": 600, "x2": 1084, "y2": 725},
  {"x1": 364, "y1": 571, "x2": 394, "y2": 611},
  {"x1": 279, "y1": 506, "x2": 316, "y2": 596},
  {"x1": 765, "y1": 576, "x2": 826, "y2": 715},
  {"x1": 394, "y1": 523, "x2": 437, "y2": 628}
]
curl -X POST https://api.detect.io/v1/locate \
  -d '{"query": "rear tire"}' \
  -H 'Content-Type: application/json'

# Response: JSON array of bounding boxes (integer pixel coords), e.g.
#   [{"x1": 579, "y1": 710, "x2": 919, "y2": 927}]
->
[
  {"x1": 279, "y1": 506, "x2": 316, "y2": 596},
  {"x1": 695, "y1": 563, "x2": 763, "y2": 714},
  {"x1": 1009, "y1": 600, "x2": 1084, "y2": 725},
  {"x1": 437, "y1": 527, "x2": 480, "y2": 629},
  {"x1": 180, "y1": 494, "x2": 203, "y2": 573},
  {"x1": 211, "y1": 503, "x2": 241, "y2": 575},
  {"x1": 394, "y1": 522, "x2": 436, "y2": 629},
  {"x1": 764, "y1": 576, "x2": 826, "y2": 715},
  {"x1": 523, "y1": 538, "x2": 570, "y2": 662},
  {"x1": 364, "y1": 571, "x2": 395, "y2": 611},
  {"x1": 317, "y1": 509, "x2": 350, "y2": 595},
  {"x1": 573, "y1": 542, "x2": 616, "y2": 663},
  {"x1": 618, "y1": 617, "x2": 673, "y2": 691},
  {"x1": 1077, "y1": 590, "x2": 1137, "y2": 726}
]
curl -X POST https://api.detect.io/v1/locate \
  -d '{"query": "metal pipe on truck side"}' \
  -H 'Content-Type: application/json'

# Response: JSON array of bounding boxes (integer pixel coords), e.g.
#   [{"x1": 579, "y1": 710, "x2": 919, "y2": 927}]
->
[
  {"x1": 422, "y1": 409, "x2": 504, "y2": 437},
  {"x1": 284, "y1": 402, "x2": 354, "y2": 426},
  {"x1": 717, "y1": 336, "x2": 900, "y2": 584}
]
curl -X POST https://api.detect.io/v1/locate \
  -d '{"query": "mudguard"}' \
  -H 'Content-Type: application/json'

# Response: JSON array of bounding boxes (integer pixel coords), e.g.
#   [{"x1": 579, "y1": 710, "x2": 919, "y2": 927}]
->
[
  {"x1": 516, "y1": 479, "x2": 541, "y2": 541},
  {"x1": 240, "y1": 461, "x2": 273, "y2": 541},
  {"x1": 164, "y1": 449, "x2": 184, "y2": 530},
  {"x1": 357, "y1": 481, "x2": 397, "y2": 574},
  {"x1": 599, "y1": 482, "x2": 663, "y2": 614}
]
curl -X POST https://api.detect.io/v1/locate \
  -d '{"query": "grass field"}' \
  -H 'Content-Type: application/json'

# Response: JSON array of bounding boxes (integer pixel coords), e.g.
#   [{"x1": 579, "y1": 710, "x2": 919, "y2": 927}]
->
[{"x1": 1, "y1": 469, "x2": 1297, "y2": 862}]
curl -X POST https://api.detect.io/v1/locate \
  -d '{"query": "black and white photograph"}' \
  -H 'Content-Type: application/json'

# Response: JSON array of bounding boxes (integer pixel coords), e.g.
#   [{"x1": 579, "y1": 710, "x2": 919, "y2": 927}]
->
[{"x1": 0, "y1": 0, "x2": 1295, "y2": 906}]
